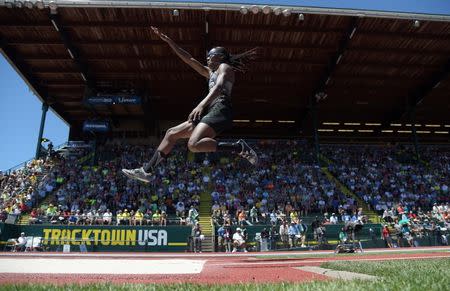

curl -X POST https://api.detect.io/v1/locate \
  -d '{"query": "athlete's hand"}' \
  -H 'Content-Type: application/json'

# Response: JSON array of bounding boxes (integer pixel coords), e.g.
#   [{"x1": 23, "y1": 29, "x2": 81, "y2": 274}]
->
[
  {"x1": 188, "y1": 105, "x2": 204, "y2": 122},
  {"x1": 151, "y1": 26, "x2": 170, "y2": 42}
]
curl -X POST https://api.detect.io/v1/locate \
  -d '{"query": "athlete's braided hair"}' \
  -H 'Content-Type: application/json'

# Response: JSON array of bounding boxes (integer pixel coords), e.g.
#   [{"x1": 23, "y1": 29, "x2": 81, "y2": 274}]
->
[{"x1": 209, "y1": 47, "x2": 258, "y2": 73}]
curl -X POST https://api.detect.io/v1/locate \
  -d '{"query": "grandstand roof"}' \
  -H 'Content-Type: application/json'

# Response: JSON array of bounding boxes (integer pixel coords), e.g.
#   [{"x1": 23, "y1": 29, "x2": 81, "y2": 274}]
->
[{"x1": 1, "y1": 2, "x2": 449, "y2": 140}]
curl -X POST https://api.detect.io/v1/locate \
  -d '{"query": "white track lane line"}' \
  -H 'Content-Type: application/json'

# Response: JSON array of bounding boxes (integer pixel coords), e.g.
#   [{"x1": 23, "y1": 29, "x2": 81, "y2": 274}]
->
[{"x1": 0, "y1": 259, "x2": 206, "y2": 274}]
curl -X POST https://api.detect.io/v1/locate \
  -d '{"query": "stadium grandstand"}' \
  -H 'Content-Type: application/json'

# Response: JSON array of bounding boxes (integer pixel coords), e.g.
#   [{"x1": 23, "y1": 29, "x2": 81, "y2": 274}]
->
[{"x1": 0, "y1": 0, "x2": 449, "y2": 288}]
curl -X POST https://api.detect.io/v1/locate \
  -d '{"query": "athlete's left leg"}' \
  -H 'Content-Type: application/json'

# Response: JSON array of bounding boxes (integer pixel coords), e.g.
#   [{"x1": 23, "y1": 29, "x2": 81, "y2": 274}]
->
[{"x1": 187, "y1": 122, "x2": 258, "y2": 165}]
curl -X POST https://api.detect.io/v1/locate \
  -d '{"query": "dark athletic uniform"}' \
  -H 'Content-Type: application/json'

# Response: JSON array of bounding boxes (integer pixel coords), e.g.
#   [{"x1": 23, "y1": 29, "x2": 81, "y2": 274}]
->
[{"x1": 195, "y1": 70, "x2": 234, "y2": 134}]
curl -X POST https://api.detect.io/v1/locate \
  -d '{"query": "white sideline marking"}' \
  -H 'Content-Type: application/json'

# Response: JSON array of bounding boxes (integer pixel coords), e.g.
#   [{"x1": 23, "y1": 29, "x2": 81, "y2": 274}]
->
[
  {"x1": 0, "y1": 259, "x2": 206, "y2": 275},
  {"x1": 296, "y1": 266, "x2": 377, "y2": 281},
  {"x1": 209, "y1": 254, "x2": 450, "y2": 266}
]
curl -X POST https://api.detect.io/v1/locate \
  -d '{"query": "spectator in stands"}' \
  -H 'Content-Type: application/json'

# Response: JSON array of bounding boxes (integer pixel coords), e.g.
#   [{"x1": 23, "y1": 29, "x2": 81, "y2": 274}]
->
[
  {"x1": 279, "y1": 220, "x2": 289, "y2": 248},
  {"x1": 152, "y1": 210, "x2": 161, "y2": 226},
  {"x1": 382, "y1": 225, "x2": 394, "y2": 248},
  {"x1": 133, "y1": 209, "x2": 143, "y2": 226},
  {"x1": 298, "y1": 219, "x2": 308, "y2": 247},
  {"x1": 232, "y1": 228, "x2": 247, "y2": 252},
  {"x1": 116, "y1": 210, "x2": 123, "y2": 225},
  {"x1": 250, "y1": 205, "x2": 259, "y2": 223},
  {"x1": 16, "y1": 232, "x2": 27, "y2": 252},
  {"x1": 188, "y1": 206, "x2": 199, "y2": 225},
  {"x1": 103, "y1": 209, "x2": 112, "y2": 225},
  {"x1": 192, "y1": 222, "x2": 202, "y2": 253},
  {"x1": 122, "y1": 209, "x2": 131, "y2": 225},
  {"x1": 339, "y1": 228, "x2": 348, "y2": 243},
  {"x1": 288, "y1": 221, "x2": 300, "y2": 248},
  {"x1": 161, "y1": 210, "x2": 167, "y2": 226},
  {"x1": 68, "y1": 212, "x2": 77, "y2": 225},
  {"x1": 330, "y1": 213, "x2": 338, "y2": 224}
]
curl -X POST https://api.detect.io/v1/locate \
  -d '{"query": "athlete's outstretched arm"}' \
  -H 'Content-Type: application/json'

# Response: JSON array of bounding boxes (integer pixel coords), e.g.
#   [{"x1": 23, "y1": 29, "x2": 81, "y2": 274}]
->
[
  {"x1": 188, "y1": 63, "x2": 234, "y2": 122},
  {"x1": 151, "y1": 26, "x2": 209, "y2": 78}
]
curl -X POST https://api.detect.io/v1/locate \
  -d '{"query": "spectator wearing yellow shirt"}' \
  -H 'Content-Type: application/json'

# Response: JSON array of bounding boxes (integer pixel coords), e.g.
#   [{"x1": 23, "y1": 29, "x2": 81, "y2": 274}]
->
[
  {"x1": 122, "y1": 209, "x2": 131, "y2": 225},
  {"x1": 116, "y1": 210, "x2": 123, "y2": 225},
  {"x1": 152, "y1": 210, "x2": 161, "y2": 226},
  {"x1": 290, "y1": 210, "x2": 299, "y2": 223},
  {"x1": 133, "y1": 209, "x2": 144, "y2": 226},
  {"x1": 46, "y1": 204, "x2": 57, "y2": 221}
]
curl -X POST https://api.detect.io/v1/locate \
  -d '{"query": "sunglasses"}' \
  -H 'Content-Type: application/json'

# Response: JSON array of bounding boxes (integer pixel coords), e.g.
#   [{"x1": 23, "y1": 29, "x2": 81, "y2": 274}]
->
[{"x1": 207, "y1": 52, "x2": 225, "y2": 58}]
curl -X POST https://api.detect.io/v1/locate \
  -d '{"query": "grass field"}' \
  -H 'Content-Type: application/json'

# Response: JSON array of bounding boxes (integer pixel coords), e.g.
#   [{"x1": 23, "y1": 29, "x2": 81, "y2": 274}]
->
[
  {"x1": 252, "y1": 247, "x2": 449, "y2": 259},
  {"x1": 1, "y1": 258, "x2": 448, "y2": 290}
]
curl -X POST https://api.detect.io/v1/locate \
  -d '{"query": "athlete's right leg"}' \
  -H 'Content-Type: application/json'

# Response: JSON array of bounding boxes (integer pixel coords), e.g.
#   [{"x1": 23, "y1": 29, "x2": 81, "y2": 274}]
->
[{"x1": 122, "y1": 121, "x2": 195, "y2": 182}]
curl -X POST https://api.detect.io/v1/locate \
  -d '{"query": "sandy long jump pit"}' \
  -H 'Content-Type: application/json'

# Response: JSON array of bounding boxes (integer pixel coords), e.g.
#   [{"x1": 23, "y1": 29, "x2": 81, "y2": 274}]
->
[{"x1": 0, "y1": 258, "x2": 206, "y2": 275}]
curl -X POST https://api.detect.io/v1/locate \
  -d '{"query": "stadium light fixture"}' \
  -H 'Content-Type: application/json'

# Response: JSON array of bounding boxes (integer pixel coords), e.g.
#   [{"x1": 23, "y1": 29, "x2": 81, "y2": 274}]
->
[
  {"x1": 344, "y1": 123, "x2": 360, "y2": 126},
  {"x1": 416, "y1": 131, "x2": 431, "y2": 134},
  {"x1": 298, "y1": 13, "x2": 305, "y2": 21},
  {"x1": 282, "y1": 9, "x2": 292, "y2": 17},
  {"x1": 425, "y1": 124, "x2": 440, "y2": 127},
  {"x1": 390, "y1": 123, "x2": 402, "y2": 126},
  {"x1": 255, "y1": 120, "x2": 272, "y2": 123},
  {"x1": 262, "y1": 6, "x2": 271, "y2": 14},
  {"x1": 365, "y1": 123, "x2": 381, "y2": 126},
  {"x1": 273, "y1": 7, "x2": 282, "y2": 15},
  {"x1": 318, "y1": 129, "x2": 334, "y2": 132},
  {"x1": 338, "y1": 129, "x2": 354, "y2": 132},
  {"x1": 14, "y1": 1, "x2": 23, "y2": 8},
  {"x1": 381, "y1": 130, "x2": 394, "y2": 133},
  {"x1": 49, "y1": 1, "x2": 58, "y2": 14},
  {"x1": 23, "y1": 0, "x2": 33, "y2": 8},
  {"x1": 278, "y1": 120, "x2": 295, "y2": 123},
  {"x1": 251, "y1": 5, "x2": 260, "y2": 14},
  {"x1": 323, "y1": 122, "x2": 340, "y2": 125},
  {"x1": 413, "y1": 20, "x2": 420, "y2": 27},
  {"x1": 358, "y1": 129, "x2": 374, "y2": 133},
  {"x1": 5, "y1": 0, "x2": 14, "y2": 8},
  {"x1": 445, "y1": 125, "x2": 450, "y2": 128},
  {"x1": 35, "y1": 0, "x2": 44, "y2": 9},
  {"x1": 239, "y1": 6, "x2": 248, "y2": 15},
  {"x1": 233, "y1": 119, "x2": 250, "y2": 123},
  {"x1": 398, "y1": 130, "x2": 412, "y2": 133},
  {"x1": 435, "y1": 131, "x2": 449, "y2": 134}
]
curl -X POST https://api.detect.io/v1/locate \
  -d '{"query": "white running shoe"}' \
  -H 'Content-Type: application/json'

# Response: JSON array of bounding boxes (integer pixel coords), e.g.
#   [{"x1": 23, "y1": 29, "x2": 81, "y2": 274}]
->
[
  {"x1": 237, "y1": 139, "x2": 258, "y2": 165},
  {"x1": 121, "y1": 167, "x2": 152, "y2": 183}
]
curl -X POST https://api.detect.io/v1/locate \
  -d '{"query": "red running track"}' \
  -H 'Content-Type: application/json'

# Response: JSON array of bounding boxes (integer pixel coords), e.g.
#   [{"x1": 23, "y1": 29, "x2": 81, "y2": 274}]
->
[{"x1": 0, "y1": 250, "x2": 449, "y2": 285}]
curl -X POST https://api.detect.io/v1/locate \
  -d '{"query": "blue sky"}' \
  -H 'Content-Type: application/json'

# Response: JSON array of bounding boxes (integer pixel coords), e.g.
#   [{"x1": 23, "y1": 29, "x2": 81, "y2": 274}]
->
[
  {"x1": 1, "y1": 0, "x2": 449, "y2": 171},
  {"x1": 0, "y1": 56, "x2": 69, "y2": 171}
]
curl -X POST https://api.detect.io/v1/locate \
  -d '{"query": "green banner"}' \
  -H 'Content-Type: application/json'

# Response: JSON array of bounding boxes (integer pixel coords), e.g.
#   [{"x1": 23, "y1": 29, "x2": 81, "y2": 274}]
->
[{"x1": 1, "y1": 224, "x2": 192, "y2": 252}]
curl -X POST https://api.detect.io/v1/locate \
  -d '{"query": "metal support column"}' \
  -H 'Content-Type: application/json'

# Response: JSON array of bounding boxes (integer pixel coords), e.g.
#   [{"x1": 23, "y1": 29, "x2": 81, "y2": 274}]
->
[
  {"x1": 311, "y1": 98, "x2": 320, "y2": 165},
  {"x1": 35, "y1": 103, "x2": 49, "y2": 159},
  {"x1": 409, "y1": 109, "x2": 420, "y2": 161}
]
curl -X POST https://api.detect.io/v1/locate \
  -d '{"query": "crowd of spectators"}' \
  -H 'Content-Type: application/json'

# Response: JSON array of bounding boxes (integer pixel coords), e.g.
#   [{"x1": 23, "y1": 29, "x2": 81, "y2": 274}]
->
[
  {"x1": 0, "y1": 158, "x2": 61, "y2": 222},
  {"x1": 3, "y1": 143, "x2": 208, "y2": 226},
  {"x1": 323, "y1": 144, "x2": 449, "y2": 213},
  {"x1": 209, "y1": 140, "x2": 361, "y2": 228}
]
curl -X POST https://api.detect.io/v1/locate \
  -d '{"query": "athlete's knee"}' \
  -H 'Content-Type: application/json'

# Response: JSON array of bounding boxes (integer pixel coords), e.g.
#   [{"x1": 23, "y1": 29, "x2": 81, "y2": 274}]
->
[
  {"x1": 187, "y1": 139, "x2": 201, "y2": 153},
  {"x1": 165, "y1": 127, "x2": 177, "y2": 142}
]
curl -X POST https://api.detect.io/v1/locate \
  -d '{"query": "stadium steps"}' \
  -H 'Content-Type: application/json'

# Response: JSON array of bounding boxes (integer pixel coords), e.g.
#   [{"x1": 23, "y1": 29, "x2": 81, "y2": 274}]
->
[
  {"x1": 197, "y1": 165, "x2": 214, "y2": 252},
  {"x1": 321, "y1": 167, "x2": 380, "y2": 223},
  {"x1": 17, "y1": 214, "x2": 30, "y2": 225}
]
